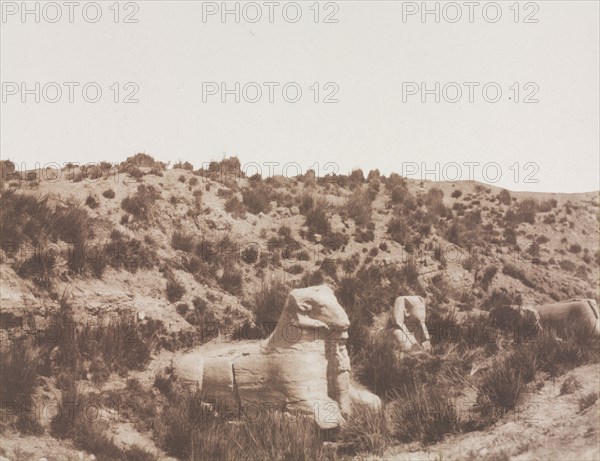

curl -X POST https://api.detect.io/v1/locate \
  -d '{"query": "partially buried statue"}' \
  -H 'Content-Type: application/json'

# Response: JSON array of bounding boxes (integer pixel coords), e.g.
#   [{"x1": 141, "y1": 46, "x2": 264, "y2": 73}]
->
[
  {"x1": 384, "y1": 295, "x2": 432, "y2": 352},
  {"x1": 169, "y1": 285, "x2": 380, "y2": 429}
]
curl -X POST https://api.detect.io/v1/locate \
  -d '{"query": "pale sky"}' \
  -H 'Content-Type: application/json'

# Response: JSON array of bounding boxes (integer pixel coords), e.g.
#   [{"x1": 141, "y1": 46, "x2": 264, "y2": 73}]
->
[{"x1": 1, "y1": 1, "x2": 598, "y2": 192}]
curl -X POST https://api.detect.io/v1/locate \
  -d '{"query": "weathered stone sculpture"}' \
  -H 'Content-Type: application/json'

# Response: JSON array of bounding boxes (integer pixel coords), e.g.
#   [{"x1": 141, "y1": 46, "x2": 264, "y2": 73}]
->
[
  {"x1": 170, "y1": 285, "x2": 381, "y2": 428},
  {"x1": 384, "y1": 296, "x2": 432, "y2": 352},
  {"x1": 532, "y1": 299, "x2": 600, "y2": 336}
]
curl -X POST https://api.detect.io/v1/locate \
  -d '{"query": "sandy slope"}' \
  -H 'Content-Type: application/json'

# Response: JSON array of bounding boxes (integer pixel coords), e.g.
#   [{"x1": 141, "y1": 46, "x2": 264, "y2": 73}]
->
[{"x1": 381, "y1": 364, "x2": 600, "y2": 461}]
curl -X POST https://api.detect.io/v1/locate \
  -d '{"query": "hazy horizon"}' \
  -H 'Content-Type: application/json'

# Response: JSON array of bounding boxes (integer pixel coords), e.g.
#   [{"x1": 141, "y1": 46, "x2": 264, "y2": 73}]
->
[{"x1": 2, "y1": 1, "x2": 599, "y2": 193}]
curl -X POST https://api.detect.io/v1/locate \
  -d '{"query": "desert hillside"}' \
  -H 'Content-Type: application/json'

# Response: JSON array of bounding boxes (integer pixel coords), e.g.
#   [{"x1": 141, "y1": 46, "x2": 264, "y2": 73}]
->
[{"x1": 1, "y1": 154, "x2": 599, "y2": 461}]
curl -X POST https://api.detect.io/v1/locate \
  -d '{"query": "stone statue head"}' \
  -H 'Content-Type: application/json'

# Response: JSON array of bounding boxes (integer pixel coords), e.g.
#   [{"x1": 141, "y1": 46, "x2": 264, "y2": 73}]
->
[{"x1": 286, "y1": 285, "x2": 350, "y2": 334}]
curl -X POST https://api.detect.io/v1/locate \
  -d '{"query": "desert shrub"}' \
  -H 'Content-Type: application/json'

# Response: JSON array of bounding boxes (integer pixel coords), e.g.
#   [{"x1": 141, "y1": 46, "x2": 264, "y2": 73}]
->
[
  {"x1": 102, "y1": 189, "x2": 116, "y2": 199},
  {"x1": 156, "y1": 390, "x2": 329, "y2": 461},
  {"x1": 16, "y1": 251, "x2": 57, "y2": 289},
  {"x1": 480, "y1": 265, "x2": 498, "y2": 290},
  {"x1": 568, "y1": 243, "x2": 582, "y2": 254},
  {"x1": 120, "y1": 153, "x2": 166, "y2": 171},
  {"x1": 536, "y1": 235, "x2": 550, "y2": 244},
  {"x1": 242, "y1": 184, "x2": 272, "y2": 214},
  {"x1": 219, "y1": 265, "x2": 243, "y2": 295},
  {"x1": 166, "y1": 276, "x2": 185, "y2": 302},
  {"x1": 286, "y1": 264, "x2": 304, "y2": 275},
  {"x1": 483, "y1": 289, "x2": 522, "y2": 310},
  {"x1": 178, "y1": 175, "x2": 186, "y2": 183},
  {"x1": 338, "y1": 405, "x2": 391, "y2": 456},
  {"x1": 388, "y1": 384, "x2": 461, "y2": 443},
  {"x1": 52, "y1": 374, "x2": 157, "y2": 460},
  {"x1": 225, "y1": 195, "x2": 246, "y2": 218},
  {"x1": 241, "y1": 245, "x2": 259, "y2": 264},
  {"x1": 173, "y1": 161, "x2": 193, "y2": 170},
  {"x1": 560, "y1": 375, "x2": 582, "y2": 395},
  {"x1": 0, "y1": 338, "x2": 45, "y2": 434},
  {"x1": 451, "y1": 189, "x2": 462, "y2": 198},
  {"x1": 578, "y1": 392, "x2": 598, "y2": 412},
  {"x1": 502, "y1": 263, "x2": 536, "y2": 288},
  {"x1": 387, "y1": 216, "x2": 413, "y2": 245},
  {"x1": 171, "y1": 230, "x2": 195, "y2": 252},
  {"x1": 251, "y1": 279, "x2": 290, "y2": 336},
  {"x1": 497, "y1": 189, "x2": 512, "y2": 205},
  {"x1": 0, "y1": 190, "x2": 93, "y2": 250},
  {"x1": 85, "y1": 195, "x2": 99, "y2": 209},
  {"x1": 558, "y1": 259, "x2": 576, "y2": 272},
  {"x1": 346, "y1": 186, "x2": 373, "y2": 227},
  {"x1": 512, "y1": 198, "x2": 538, "y2": 224},
  {"x1": 176, "y1": 303, "x2": 189, "y2": 316},
  {"x1": 503, "y1": 227, "x2": 517, "y2": 245},
  {"x1": 425, "y1": 187, "x2": 448, "y2": 217},
  {"x1": 348, "y1": 169, "x2": 365, "y2": 189},
  {"x1": 538, "y1": 199, "x2": 557, "y2": 212},
  {"x1": 305, "y1": 200, "x2": 331, "y2": 237},
  {"x1": 102, "y1": 234, "x2": 157, "y2": 273},
  {"x1": 322, "y1": 231, "x2": 349, "y2": 252},
  {"x1": 121, "y1": 184, "x2": 160, "y2": 219},
  {"x1": 477, "y1": 350, "x2": 536, "y2": 413}
]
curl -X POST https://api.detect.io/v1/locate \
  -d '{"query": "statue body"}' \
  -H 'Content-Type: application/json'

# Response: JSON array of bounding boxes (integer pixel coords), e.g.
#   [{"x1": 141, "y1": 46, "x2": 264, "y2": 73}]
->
[{"x1": 170, "y1": 285, "x2": 380, "y2": 428}]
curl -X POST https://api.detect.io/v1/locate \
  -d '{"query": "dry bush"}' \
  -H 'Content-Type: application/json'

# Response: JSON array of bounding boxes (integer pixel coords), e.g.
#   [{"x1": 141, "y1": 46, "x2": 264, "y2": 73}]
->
[
  {"x1": 51, "y1": 373, "x2": 157, "y2": 461},
  {"x1": 337, "y1": 404, "x2": 391, "y2": 456},
  {"x1": 166, "y1": 275, "x2": 186, "y2": 302},
  {"x1": 85, "y1": 194, "x2": 99, "y2": 209},
  {"x1": 102, "y1": 189, "x2": 116, "y2": 199},
  {"x1": 252, "y1": 279, "x2": 290, "y2": 333},
  {"x1": 497, "y1": 189, "x2": 512, "y2": 205},
  {"x1": 560, "y1": 375, "x2": 582, "y2": 395},
  {"x1": 388, "y1": 384, "x2": 461, "y2": 443},
  {"x1": 155, "y1": 390, "x2": 330, "y2": 461},
  {"x1": 578, "y1": 392, "x2": 598, "y2": 412},
  {"x1": 345, "y1": 186, "x2": 373, "y2": 227},
  {"x1": 225, "y1": 195, "x2": 246, "y2": 218},
  {"x1": 0, "y1": 338, "x2": 45, "y2": 434},
  {"x1": 47, "y1": 299, "x2": 158, "y2": 377},
  {"x1": 387, "y1": 216, "x2": 413, "y2": 245},
  {"x1": 219, "y1": 265, "x2": 243, "y2": 295},
  {"x1": 121, "y1": 184, "x2": 160, "y2": 220},
  {"x1": 242, "y1": 183, "x2": 273, "y2": 214},
  {"x1": 477, "y1": 350, "x2": 536, "y2": 412},
  {"x1": 171, "y1": 230, "x2": 196, "y2": 252},
  {"x1": 305, "y1": 198, "x2": 331, "y2": 237},
  {"x1": 480, "y1": 265, "x2": 498, "y2": 291}
]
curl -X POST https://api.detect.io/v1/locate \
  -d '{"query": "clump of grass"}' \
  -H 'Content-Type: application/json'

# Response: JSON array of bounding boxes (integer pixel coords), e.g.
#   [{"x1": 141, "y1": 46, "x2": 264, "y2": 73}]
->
[
  {"x1": 477, "y1": 350, "x2": 536, "y2": 413},
  {"x1": 85, "y1": 194, "x2": 99, "y2": 209},
  {"x1": 388, "y1": 384, "x2": 461, "y2": 443},
  {"x1": 219, "y1": 265, "x2": 243, "y2": 295},
  {"x1": 242, "y1": 183, "x2": 272, "y2": 214},
  {"x1": 52, "y1": 373, "x2": 157, "y2": 461},
  {"x1": 560, "y1": 375, "x2": 582, "y2": 395},
  {"x1": 166, "y1": 275, "x2": 186, "y2": 302},
  {"x1": 102, "y1": 189, "x2": 116, "y2": 199},
  {"x1": 171, "y1": 230, "x2": 196, "y2": 252},
  {"x1": 337, "y1": 404, "x2": 391, "y2": 456},
  {"x1": 154, "y1": 390, "x2": 329, "y2": 461},
  {"x1": 578, "y1": 392, "x2": 598, "y2": 412},
  {"x1": 0, "y1": 338, "x2": 45, "y2": 434},
  {"x1": 121, "y1": 184, "x2": 160, "y2": 220},
  {"x1": 345, "y1": 186, "x2": 373, "y2": 227}
]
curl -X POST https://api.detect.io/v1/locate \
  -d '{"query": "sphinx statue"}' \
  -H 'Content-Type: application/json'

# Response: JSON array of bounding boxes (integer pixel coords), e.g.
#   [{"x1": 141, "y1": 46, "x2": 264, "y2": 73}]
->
[{"x1": 169, "y1": 285, "x2": 380, "y2": 428}]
